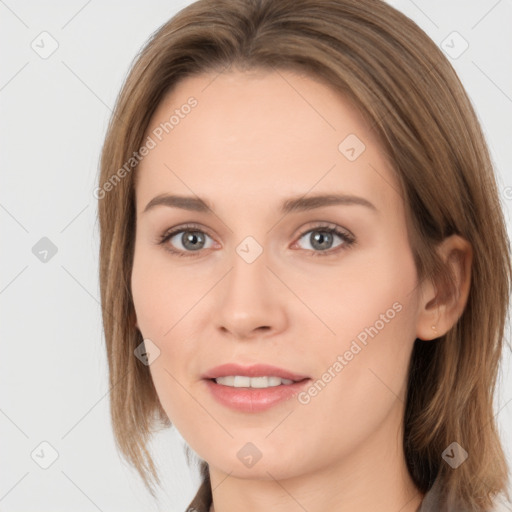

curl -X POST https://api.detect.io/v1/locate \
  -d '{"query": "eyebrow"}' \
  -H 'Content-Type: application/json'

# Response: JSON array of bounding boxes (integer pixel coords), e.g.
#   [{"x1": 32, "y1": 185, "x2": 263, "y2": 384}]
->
[{"x1": 142, "y1": 193, "x2": 378, "y2": 215}]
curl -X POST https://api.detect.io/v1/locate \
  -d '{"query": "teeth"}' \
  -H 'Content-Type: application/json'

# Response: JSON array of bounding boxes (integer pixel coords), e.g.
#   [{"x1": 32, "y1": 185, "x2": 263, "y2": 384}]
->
[{"x1": 214, "y1": 376, "x2": 295, "y2": 388}]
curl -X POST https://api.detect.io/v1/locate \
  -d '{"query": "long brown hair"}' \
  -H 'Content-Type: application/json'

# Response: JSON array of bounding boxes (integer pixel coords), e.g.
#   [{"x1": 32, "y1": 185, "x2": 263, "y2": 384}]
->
[{"x1": 97, "y1": 0, "x2": 511, "y2": 509}]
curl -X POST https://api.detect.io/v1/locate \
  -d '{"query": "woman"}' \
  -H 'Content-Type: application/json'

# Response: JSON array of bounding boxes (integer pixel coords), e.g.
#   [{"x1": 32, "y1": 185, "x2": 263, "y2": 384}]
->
[{"x1": 96, "y1": 0, "x2": 511, "y2": 510}]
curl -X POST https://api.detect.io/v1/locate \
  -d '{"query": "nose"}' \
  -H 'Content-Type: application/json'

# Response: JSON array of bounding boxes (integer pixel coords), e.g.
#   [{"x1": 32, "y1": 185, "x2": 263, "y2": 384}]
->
[{"x1": 213, "y1": 247, "x2": 288, "y2": 341}]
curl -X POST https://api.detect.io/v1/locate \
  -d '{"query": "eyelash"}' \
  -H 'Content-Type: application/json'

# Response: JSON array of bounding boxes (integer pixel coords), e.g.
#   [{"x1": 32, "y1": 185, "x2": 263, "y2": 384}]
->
[{"x1": 157, "y1": 222, "x2": 356, "y2": 258}]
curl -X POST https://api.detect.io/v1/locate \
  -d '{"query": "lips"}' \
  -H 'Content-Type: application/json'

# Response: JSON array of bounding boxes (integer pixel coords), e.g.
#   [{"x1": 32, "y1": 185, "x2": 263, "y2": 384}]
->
[
  {"x1": 202, "y1": 363, "x2": 310, "y2": 382},
  {"x1": 201, "y1": 363, "x2": 312, "y2": 412}
]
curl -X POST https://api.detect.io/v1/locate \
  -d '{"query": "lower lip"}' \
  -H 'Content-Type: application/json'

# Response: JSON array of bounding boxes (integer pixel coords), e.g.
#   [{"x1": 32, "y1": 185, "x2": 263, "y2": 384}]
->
[{"x1": 203, "y1": 378, "x2": 311, "y2": 412}]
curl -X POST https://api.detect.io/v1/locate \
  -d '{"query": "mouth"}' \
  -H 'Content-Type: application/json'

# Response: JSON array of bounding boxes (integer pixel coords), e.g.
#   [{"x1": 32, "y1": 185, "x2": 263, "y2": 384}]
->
[
  {"x1": 211, "y1": 375, "x2": 300, "y2": 387},
  {"x1": 201, "y1": 363, "x2": 312, "y2": 412},
  {"x1": 202, "y1": 362, "x2": 310, "y2": 382}
]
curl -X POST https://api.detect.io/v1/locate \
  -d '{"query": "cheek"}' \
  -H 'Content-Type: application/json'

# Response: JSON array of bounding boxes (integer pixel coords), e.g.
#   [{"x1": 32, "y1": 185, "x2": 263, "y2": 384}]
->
[
  {"x1": 290, "y1": 300, "x2": 418, "y2": 468},
  {"x1": 131, "y1": 245, "x2": 181, "y2": 337},
  {"x1": 297, "y1": 245, "x2": 419, "y2": 415},
  {"x1": 296, "y1": 242, "x2": 417, "y2": 349},
  {"x1": 131, "y1": 246, "x2": 204, "y2": 405}
]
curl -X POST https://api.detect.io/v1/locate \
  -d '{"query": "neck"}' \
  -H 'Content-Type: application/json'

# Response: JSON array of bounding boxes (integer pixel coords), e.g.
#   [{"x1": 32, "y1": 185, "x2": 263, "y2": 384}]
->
[{"x1": 208, "y1": 405, "x2": 424, "y2": 512}]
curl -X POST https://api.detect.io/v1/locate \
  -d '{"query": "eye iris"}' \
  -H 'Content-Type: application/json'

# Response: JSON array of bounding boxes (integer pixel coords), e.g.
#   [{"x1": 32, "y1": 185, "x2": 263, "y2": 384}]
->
[
  {"x1": 311, "y1": 230, "x2": 333, "y2": 250},
  {"x1": 182, "y1": 231, "x2": 205, "y2": 251}
]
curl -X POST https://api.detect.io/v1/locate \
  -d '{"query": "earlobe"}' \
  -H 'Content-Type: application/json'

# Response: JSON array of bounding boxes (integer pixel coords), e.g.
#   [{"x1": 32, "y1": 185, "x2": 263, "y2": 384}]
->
[{"x1": 415, "y1": 234, "x2": 472, "y2": 341}]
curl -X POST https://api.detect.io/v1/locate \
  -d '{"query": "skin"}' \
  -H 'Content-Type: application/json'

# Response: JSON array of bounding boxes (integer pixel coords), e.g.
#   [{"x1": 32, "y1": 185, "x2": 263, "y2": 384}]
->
[{"x1": 131, "y1": 68, "x2": 472, "y2": 512}]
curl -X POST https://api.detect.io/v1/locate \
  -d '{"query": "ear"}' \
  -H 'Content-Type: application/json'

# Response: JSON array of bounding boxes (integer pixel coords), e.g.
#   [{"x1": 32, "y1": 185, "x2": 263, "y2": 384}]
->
[{"x1": 415, "y1": 234, "x2": 472, "y2": 341}]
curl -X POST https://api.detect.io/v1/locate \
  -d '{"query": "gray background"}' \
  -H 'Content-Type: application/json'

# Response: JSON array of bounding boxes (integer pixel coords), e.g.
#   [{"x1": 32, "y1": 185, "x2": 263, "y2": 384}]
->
[{"x1": 1, "y1": 1, "x2": 511, "y2": 510}]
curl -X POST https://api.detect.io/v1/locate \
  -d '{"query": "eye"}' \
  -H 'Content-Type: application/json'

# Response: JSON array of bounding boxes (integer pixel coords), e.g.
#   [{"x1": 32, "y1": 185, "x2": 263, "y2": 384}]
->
[
  {"x1": 158, "y1": 223, "x2": 216, "y2": 257},
  {"x1": 293, "y1": 224, "x2": 356, "y2": 256}
]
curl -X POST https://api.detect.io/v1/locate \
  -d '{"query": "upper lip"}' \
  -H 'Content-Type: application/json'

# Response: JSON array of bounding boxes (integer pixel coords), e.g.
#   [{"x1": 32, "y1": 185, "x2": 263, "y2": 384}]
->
[{"x1": 202, "y1": 363, "x2": 310, "y2": 382}]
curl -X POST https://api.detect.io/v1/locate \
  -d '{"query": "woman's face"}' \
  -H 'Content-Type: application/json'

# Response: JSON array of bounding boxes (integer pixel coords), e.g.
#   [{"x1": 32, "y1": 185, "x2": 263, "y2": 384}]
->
[{"x1": 131, "y1": 69, "x2": 424, "y2": 480}]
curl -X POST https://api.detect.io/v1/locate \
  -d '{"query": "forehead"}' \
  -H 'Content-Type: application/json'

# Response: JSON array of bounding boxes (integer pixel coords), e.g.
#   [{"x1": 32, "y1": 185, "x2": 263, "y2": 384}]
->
[{"x1": 135, "y1": 69, "x2": 401, "y2": 215}]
